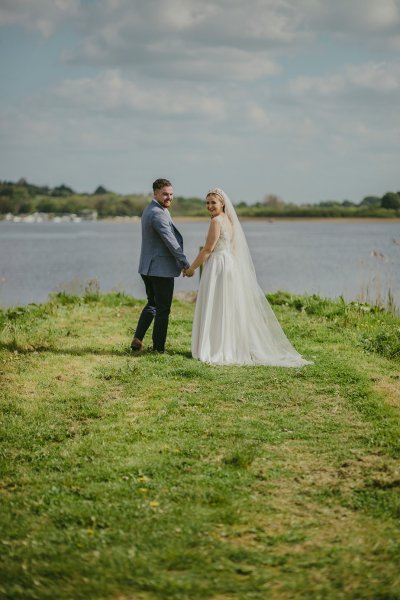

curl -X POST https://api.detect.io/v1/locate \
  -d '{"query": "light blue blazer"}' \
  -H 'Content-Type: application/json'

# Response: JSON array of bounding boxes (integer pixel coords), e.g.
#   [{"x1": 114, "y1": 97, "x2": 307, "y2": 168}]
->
[{"x1": 138, "y1": 200, "x2": 190, "y2": 277}]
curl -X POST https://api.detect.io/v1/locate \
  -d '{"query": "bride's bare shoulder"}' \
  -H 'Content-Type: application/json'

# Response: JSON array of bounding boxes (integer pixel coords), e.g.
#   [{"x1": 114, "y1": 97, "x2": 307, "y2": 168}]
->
[{"x1": 210, "y1": 215, "x2": 223, "y2": 226}]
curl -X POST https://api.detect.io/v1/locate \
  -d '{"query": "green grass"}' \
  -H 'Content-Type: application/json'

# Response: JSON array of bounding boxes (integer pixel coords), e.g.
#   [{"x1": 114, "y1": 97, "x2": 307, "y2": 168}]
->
[{"x1": 0, "y1": 292, "x2": 399, "y2": 599}]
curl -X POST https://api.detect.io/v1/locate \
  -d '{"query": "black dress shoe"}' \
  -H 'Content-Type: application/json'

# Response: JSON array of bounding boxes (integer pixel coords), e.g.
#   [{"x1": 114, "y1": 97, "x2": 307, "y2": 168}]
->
[{"x1": 130, "y1": 337, "x2": 144, "y2": 351}]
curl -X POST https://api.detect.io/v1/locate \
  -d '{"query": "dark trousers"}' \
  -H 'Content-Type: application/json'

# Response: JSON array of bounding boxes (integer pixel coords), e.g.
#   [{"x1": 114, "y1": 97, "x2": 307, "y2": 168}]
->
[{"x1": 134, "y1": 275, "x2": 174, "y2": 352}]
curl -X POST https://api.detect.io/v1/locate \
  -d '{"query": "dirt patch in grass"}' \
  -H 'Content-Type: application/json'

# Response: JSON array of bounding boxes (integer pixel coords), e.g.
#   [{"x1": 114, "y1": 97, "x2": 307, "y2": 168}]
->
[
  {"x1": 224, "y1": 462, "x2": 399, "y2": 596},
  {"x1": 374, "y1": 377, "x2": 400, "y2": 408},
  {"x1": 260, "y1": 442, "x2": 400, "y2": 497},
  {"x1": 235, "y1": 441, "x2": 400, "y2": 556}
]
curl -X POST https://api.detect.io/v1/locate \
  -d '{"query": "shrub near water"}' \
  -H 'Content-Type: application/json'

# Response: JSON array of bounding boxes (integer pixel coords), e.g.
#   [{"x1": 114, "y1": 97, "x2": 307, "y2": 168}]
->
[
  {"x1": 0, "y1": 292, "x2": 399, "y2": 599},
  {"x1": 360, "y1": 327, "x2": 400, "y2": 360},
  {"x1": 267, "y1": 291, "x2": 400, "y2": 360}
]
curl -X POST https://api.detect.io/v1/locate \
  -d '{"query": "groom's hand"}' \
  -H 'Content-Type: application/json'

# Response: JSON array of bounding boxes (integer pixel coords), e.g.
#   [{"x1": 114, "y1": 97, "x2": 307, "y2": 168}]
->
[{"x1": 184, "y1": 267, "x2": 194, "y2": 277}]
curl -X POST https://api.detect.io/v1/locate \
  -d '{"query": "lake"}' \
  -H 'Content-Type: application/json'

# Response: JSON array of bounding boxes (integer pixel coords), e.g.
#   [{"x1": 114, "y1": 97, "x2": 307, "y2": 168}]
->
[{"x1": 0, "y1": 220, "x2": 399, "y2": 308}]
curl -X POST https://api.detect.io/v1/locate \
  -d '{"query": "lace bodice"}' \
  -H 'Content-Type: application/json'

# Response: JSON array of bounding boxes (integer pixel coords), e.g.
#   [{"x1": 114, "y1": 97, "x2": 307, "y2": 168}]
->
[{"x1": 213, "y1": 215, "x2": 232, "y2": 253}]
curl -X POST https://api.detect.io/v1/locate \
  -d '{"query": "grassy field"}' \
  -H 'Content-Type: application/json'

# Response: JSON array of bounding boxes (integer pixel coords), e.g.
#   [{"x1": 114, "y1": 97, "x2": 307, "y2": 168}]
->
[{"x1": 0, "y1": 291, "x2": 399, "y2": 600}]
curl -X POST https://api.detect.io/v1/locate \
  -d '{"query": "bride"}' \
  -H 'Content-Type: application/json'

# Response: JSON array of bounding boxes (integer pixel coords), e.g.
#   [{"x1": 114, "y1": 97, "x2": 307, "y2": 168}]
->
[{"x1": 184, "y1": 188, "x2": 312, "y2": 366}]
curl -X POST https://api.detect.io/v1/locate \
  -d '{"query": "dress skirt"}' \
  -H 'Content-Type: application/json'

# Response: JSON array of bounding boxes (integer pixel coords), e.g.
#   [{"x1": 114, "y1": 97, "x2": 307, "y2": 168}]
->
[{"x1": 191, "y1": 249, "x2": 312, "y2": 367}]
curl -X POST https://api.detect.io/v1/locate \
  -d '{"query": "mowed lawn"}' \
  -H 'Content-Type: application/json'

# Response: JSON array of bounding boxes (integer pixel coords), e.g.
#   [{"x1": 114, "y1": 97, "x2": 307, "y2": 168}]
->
[{"x1": 0, "y1": 292, "x2": 399, "y2": 600}]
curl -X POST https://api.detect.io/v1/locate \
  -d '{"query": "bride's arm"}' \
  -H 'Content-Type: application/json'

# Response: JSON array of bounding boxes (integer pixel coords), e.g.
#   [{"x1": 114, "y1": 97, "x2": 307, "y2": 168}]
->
[{"x1": 185, "y1": 218, "x2": 220, "y2": 276}]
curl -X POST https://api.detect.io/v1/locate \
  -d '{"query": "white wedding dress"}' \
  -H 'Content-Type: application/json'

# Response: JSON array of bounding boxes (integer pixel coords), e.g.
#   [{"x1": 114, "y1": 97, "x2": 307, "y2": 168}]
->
[{"x1": 191, "y1": 189, "x2": 312, "y2": 367}]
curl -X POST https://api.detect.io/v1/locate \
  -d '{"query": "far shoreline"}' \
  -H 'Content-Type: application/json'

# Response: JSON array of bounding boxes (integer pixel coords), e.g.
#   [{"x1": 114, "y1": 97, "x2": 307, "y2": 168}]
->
[
  {"x1": 2, "y1": 215, "x2": 399, "y2": 225},
  {"x1": 105, "y1": 216, "x2": 400, "y2": 224},
  {"x1": 177, "y1": 216, "x2": 400, "y2": 224}
]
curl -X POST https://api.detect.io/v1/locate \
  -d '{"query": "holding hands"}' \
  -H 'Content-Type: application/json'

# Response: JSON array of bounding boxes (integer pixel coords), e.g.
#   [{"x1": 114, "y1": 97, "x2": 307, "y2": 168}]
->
[{"x1": 182, "y1": 267, "x2": 195, "y2": 277}]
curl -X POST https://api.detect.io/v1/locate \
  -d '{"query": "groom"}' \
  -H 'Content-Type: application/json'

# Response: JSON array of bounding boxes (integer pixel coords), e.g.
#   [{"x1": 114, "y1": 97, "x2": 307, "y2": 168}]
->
[{"x1": 131, "y1": 178, "x2": 191, "y2": 353}]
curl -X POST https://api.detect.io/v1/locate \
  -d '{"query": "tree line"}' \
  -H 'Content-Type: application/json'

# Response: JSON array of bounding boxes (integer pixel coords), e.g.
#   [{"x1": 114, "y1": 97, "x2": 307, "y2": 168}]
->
[
  {"x1": 235, "y1": 191, "x2": 400, "y2": 218},
  {"x1": 0, "y1": 178, "x2": 399, "y2": 218}
]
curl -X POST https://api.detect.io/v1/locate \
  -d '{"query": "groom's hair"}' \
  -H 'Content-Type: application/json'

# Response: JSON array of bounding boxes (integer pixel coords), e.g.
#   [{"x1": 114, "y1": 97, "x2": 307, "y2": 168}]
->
[{"x1": 153, "y1": 178, "x2": 172, "y2": 191}]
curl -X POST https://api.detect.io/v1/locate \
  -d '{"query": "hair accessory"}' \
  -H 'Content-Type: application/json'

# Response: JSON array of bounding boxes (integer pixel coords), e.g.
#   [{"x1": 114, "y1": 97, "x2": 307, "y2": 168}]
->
[{"x1": 207, "y1": 188, "x2": 225, "y2": 204}]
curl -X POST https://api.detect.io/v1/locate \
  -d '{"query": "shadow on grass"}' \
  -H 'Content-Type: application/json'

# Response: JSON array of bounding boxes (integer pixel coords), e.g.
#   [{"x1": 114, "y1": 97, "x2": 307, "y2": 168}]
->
[
  {"x1": 0, "y1": 341, "x2": 193, "y2": 359},
  {"x1": 0, "y1": 342, "x2": 127, "y2": 357}
]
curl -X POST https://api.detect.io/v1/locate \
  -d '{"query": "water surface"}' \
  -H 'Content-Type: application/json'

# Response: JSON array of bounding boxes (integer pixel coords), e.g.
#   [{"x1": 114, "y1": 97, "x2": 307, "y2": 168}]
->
[{"x1": 0, "y1": 220, "x2": 398, "y2": 307}]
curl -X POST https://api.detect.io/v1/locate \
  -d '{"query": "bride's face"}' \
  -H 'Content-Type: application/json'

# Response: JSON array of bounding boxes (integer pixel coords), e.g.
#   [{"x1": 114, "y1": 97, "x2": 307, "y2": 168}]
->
[{"x1": 206, "y1": 194, "x2": 224, "y2": 218}]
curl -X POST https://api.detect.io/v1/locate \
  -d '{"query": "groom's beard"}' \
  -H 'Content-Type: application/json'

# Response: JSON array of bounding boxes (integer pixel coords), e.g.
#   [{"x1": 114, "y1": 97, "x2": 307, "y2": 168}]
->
[{"x1": 157, "y1": 200, "x2": 172, "y2": 209}]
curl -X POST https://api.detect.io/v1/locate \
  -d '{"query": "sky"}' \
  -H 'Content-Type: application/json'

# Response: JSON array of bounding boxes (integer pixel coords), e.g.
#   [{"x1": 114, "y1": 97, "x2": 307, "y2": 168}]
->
[{"x1": 0, "y1": 0, "x2": 399, "y2": 204}]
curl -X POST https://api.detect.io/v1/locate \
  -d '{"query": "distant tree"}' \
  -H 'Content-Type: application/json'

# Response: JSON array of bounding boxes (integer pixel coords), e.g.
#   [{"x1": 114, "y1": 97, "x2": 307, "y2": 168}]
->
[
  {"x1": 0, "y1": 196, "x2": 14, "y2": 213},
  {"x1": 19, "y1": 199, "x2": 35, "y2": 213},
  {"x1": 169, "y1": 195, "x2": 204, "y2": 216},
  {"x1": 36, "y1": 198, "x2": 58, "y2": 212},
  {"x1": 93, "y1": 198, "x2": 108, "y2": 217},
  {"x1": 0, "y1": 184, "x2": 13, "y2": 197},
  {"x1": 51, "y1": 184, "x2": 75, "y2": 197},
  {"x1": 94, "y1": 185, "x2": 109, "y2": 195},
  {"x1": 381, "y1": 192, "x2": 400, "y2": 210},
  {"x1": 9, "y1": 186, "x2": 30, "y2": 212},
  {"x1": 59, "y1": 197, "x2": 85, "y2": 213},
  {"x1": 342, "y1": 200, "x2": 355, "y2": 207},
  {"x1": 263, "y1": 194, "x2": 285, "y2": 208},
  {"x1": 318, "y1": 200, "x2": 341, "y2": 207},
  {"x1": 236, "y1": 201, "x2": 248, "y2": 208},
  {"x1": 359, "y1": 195, "x2": 381, "y2": 207},
  {"x1": 119, "y1": 197, "x2": 139, "y2": 216}
]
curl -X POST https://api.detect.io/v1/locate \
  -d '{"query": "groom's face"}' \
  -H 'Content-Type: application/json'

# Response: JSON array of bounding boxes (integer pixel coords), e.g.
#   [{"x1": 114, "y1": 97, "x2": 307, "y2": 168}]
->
[{"x1": 154, "y1": 185, "x2": 173, "y2": 209}]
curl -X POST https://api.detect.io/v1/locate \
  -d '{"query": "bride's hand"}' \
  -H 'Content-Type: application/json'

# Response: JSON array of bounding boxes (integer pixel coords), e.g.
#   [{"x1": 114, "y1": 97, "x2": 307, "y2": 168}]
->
[{"x1": 184, "y1": 267, "x2": 195, "y2": 277}]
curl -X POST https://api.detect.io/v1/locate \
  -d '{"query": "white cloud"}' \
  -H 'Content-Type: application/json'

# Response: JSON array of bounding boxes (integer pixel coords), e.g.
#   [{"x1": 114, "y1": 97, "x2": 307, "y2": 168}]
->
[
  {"x1": 0, "y1": 0, "x2": 80, "y2": 36},
  {"x1": 288, "y1": 61, "x2": 400, "y2": 97},
  {"x1": 246, "y1": 103, "x2": 271, "y2": 128},
  {"x1": 4, "y1": 0, "x2": 400, "y2": 80},
  {"x1": 59, "y1": 1, "x2": 288, "y2": 82},
  {"x1": 308, "y1": 0, "x2": 400, "y2": 49},
  {"x1": 51, "y1": 70, "x2": 226, "y2": 119},
  {"x1": 312, "y1": 0, "x2": 400, "y2": 31},
  {"x1": 281, "y1": 60, "x2": 400, "y2": 157},
  {"x1": 151, "y1": 48, "x2": 281, "y2": 82},
  {"x1": 3, "y1": 0, "x2": 400, "y2": 55}
]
